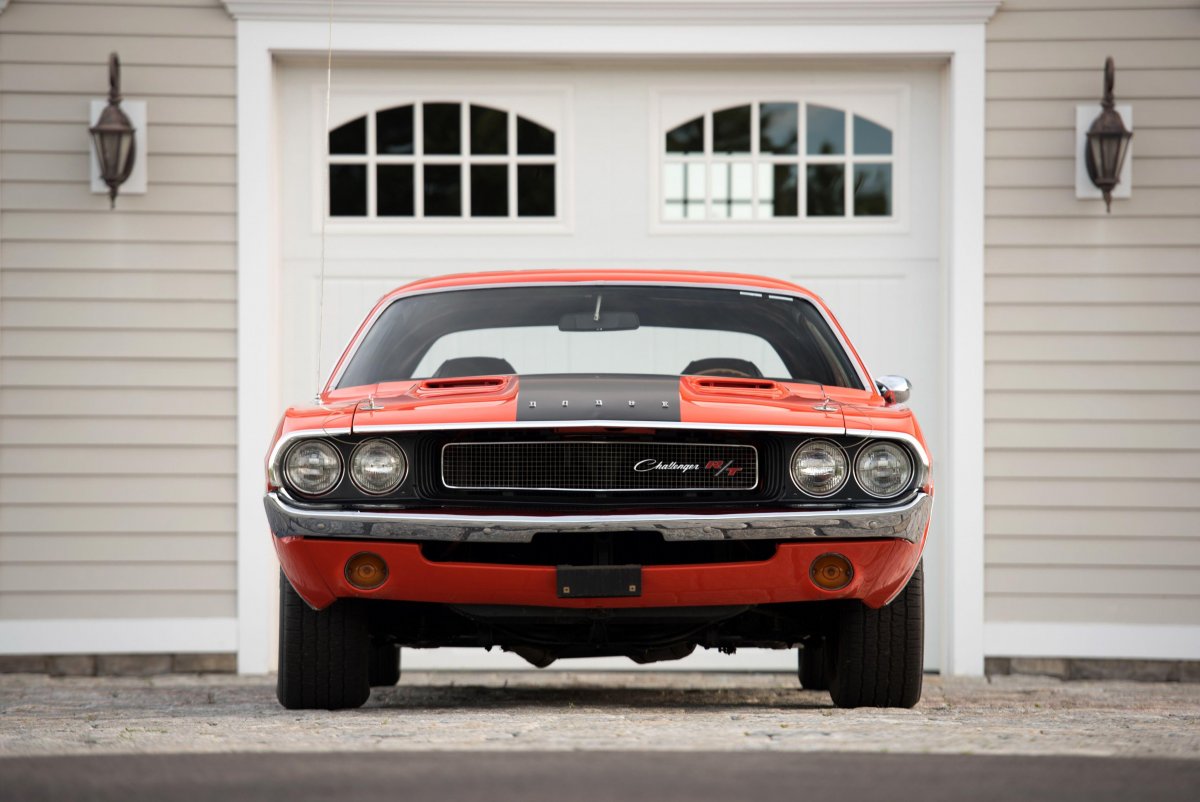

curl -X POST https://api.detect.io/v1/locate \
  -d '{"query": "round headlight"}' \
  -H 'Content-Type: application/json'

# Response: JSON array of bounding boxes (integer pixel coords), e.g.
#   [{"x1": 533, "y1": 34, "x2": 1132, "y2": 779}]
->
[
  {"x1": 854, "y1": 441, "x2": 914, "y2": 498},
  {"x1": 350, "y1": 438, "x2": 407, "y2": 495},
  {"x1": 790, "y1": 439, "x2": 849, "y2": 497},
  {"x1": 284, "y1": 440, "x2": 342, "y2": 496}
]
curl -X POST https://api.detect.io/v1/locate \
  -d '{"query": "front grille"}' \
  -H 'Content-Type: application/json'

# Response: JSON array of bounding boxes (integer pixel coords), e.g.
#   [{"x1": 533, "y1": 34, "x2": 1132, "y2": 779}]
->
[{"x1": 441, "y1": 440, "x2": 758, "y2": 492}]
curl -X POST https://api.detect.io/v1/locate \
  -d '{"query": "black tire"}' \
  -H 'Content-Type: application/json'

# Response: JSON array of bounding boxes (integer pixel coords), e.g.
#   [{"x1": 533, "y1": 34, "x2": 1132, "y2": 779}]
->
[
  {"x1": 277, "y1": 571, "x2": 371, "y2": 710},
  {"x1": 798, "y1": 638, "x2": 829, "y2": 691},
  {"x1": 368, "y1": 641, "x2": 401, "y2": 687},
  {"x1": 827, "y1": 561, "x2": 924, "y2": 709}
]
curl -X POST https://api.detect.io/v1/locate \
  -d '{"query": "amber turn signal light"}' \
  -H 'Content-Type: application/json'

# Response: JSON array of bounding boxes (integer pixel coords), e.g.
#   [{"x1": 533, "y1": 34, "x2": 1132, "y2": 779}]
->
[
  {"x1": 345, "y1": 552, "x2": 388, "y2": 590},
  {"x1": 810, "y1": 553, "x2": 853, "y2": 590}
]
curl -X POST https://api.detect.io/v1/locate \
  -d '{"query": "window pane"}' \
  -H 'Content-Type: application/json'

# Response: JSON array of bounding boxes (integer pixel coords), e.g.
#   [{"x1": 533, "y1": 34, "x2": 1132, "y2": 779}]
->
[
  {"x1": 711, "y1": 162, "x2": 753, "y2": 219},
  {"x1": 424, "y1": 164, "x2": 461, "y2": 216},
  {"x1": 423, "y1": 103, "x2": 461, "y2": 155},
  {"x1": 713, "y1": 105, "x2": 751, "y2": 154},
  {"x1": 471, "y1": 164, "x2": 508, "y2": 217},
  {"x1": 760, "y1": 103, "x2": 798, "y2": 155},
  {"x1": 758, "y1": 163, "x2": 798, "y2": 218},
  {"x1": 663, "y1": 162, "x2": 705, "y2": 220},
  {"x1": 376, "y1": 106, "x2": 414, "y2": 155},
  {"x1": 665, "y1": 116, "x2": 704, "y2": 155},
  {"x1": 471, "y1": 105, "x2": 508, "y2": 155},
  {"x1": 854, "y1": 164, "x2": 892, "y2": 216},
  {"x1": 517, "y1": 117, "x2": 555, "y2": 155},
  {"x1": 854, "y1": 115, "x2": 892, "y2": 155},
  {"x1": 329, "y1": 164, "x2": 366, "y2": 216},
  {"x1": 517, "y1": 164, "x2": 555, "y2": 217},
  {"x1": 377, "y1": 164, "x2": 414, "y2": 217},
  {"x1": 329, "y1": 116, "x2": 366, "y2": 155},
  {"x1": 807, "y1": 104, "x2": 845, "y2": 156},
  {"x1": 806, "y1": 165, "x2": 845, "y2": 216}
]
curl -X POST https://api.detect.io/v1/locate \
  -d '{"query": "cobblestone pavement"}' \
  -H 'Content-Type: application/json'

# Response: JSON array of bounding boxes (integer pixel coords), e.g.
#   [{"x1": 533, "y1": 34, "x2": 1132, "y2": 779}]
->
[{"x1": 1, "y1": 671, "x2": 1198, "y2": 759}]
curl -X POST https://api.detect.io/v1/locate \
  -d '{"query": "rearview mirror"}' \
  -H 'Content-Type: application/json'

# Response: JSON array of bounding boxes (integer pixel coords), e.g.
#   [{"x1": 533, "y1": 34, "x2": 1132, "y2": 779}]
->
[
  {"x1": 558, "y1": 311, "x2": 640, "y2": 332},
  {"x1": 875, "y1": 375, "x2": 911, "y2": 405}
]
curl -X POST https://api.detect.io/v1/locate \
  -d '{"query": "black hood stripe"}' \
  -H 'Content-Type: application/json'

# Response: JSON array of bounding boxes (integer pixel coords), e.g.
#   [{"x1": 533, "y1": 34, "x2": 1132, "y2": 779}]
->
[{"x1": 516, "y1": 375, "x2": 681, "y2": 423}]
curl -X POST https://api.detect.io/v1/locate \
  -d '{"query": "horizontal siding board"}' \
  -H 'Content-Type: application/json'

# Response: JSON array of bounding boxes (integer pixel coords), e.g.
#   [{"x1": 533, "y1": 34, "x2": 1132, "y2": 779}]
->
[
  {"x1": 0, "y1": 563, "x2": 236, "y2": 593},
  {"x1": 0, "y1": 504, "x2": 235, "y2": 534},
  {"x1": 986, "y1": 449, "x2": 1200, "y2": 480},
  {"x1": 986, "y1": 334, "x2": 1200, "y2": 363},
  {"x1": 0, "y1": 476, "x2": 236, "y2": 506},
  {"x1": 1, "y1": 182, "x2": 237, "y2": 214},
  {"x1": 987, "y1": 537, "x2": 1200, "y2": 567},
  {"x1": 2, "y1": 358, "x2": 236, "y2": 388},
  {"x1": 987, "y1": 68, "x2": 1200, "y2": 100},
  {"x1": 987, "y1": 9, "x2": 1200, "y2": 41},
  {"x1": 0, "y1": 63, "x2": 235, "y2": 97},
  {"x1": 1, "y1": 122, "x2": 236, "y2": 157},
  {"x1": 2, "y1": 299, "x2": 235, "y2": 329},
  {"x1": 985, "y1": 246, "x2": 1200, "y2": 275},
  {"x1": 987, "y1": 478, "x2": 1200, "y2": 510},
  {"x1": 985, "y1": 274, "x2": 1200, "y2": 304},
  {"x1": 985, "y1": 157, "x2": 1200, "y2": 188},
  {"x1": 1, "y1": 153, "x2": 235, "y2": 184},
  {"x1": 0, "y1": 330, "x2": 236, "y2": 361},
  {"x1": 986, "y1": 217, "x2": 1200, "y2": 246},
  {"x1": 987, "y1": 187, "x2": 1200, "y2": 219},
  {"x1": 0, "y1": 33, "x2": 235, "y2": 68},
  {"x1": 1, "y1": 211, "x2": 236, "y2": 243},
  {"x1": 985, "y1": 595, "x2": 1200, "y2": 626},
  {"x1": 0, "y1": 92, "x2": 236, "y2": 126},
  {"x1": 0, "y1": 533, "x2": 235, "y2": 564},
  {"x1": 987, "y1": 391, "x2": 1200, "y2": 423},
  {"x1": 985, "y1": 363, "x2": 1200, "y2": 392},
  {"x1": 986, "y1": 128, "x2": 1200, "y2": 160},
  {"x1": 987, "y1": 38, "x2": 1200, "y2": 71},
  {"x1": 0, "y1": 418, "x2": 236, "y2": 446},
  {"x1": 1, "y1": 270, "x2": 236, "y2": 301},
  {"x1": 985, "y1": 421, "x2": 1200, "y2": 450},
  {"x1": 986, "y1": 565, "x2": 1200, "y2": 597},
  {"x1": 0, "y1": 592, "x2": 235, "y2": 620},
  {"x1": 987, "y1": 98, "x2": 1200, "y2": 130},
  {"x1": 0, "y1": 3, "x2": 232, "y2": 40},
  {"x1": 986, "y1": 507, "x2": 1200, "y2": 538},
  {"x1": 986, "y1": 304, "x2": 1200, "y2": 334},
  {"x1": 0, "y1": 241, "x2": 234, "y2": 270},
  {"x1": 0, "y1": 445, "x2": 234, "y2": 475}
]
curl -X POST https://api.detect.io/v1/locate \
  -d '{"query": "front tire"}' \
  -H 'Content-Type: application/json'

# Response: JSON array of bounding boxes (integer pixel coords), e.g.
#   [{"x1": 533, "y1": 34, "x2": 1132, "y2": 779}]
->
[
  {"x1": 277, "y1": 571, "x2": 371, "y2": 710},
  {"x1": 368, "y1": 641, "x2": 401, "y2": 687},
  {"x1": 798, "y1": 638, "x2": 829, "y2": 691},
  {"x1": 827, "y1": 561, "x2": 924, "y2": 709}
]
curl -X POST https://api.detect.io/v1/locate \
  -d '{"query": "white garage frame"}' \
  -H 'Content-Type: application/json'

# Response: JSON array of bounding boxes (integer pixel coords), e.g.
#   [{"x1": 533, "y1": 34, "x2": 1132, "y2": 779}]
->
[{"x1": 228, "y1": 0, "x2": 996, "y2": 676}]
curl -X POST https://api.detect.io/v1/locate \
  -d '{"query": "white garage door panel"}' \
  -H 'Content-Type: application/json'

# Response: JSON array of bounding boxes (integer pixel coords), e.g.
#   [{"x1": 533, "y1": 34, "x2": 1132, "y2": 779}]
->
[{"x1": 278, "y1": 59, "x2": 944, "y2": 672}]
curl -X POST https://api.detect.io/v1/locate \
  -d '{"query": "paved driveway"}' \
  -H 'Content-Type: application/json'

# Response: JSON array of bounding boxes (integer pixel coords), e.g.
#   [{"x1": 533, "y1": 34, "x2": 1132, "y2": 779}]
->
[{"x1": 1, "y1": 671, "x2": 1197, "y2": 801}]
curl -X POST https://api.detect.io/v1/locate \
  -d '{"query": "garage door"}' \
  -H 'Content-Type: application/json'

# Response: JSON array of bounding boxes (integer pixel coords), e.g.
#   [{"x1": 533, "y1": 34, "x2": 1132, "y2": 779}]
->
[{"x1": 276, "y1": 58, "x2": 945, "y2": 671}]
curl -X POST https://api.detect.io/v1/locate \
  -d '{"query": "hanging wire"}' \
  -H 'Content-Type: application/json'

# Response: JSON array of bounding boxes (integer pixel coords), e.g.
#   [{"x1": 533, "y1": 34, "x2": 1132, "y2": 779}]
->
[{"x1": 315, "y1": 0, "x2": 334, "y2": 397}]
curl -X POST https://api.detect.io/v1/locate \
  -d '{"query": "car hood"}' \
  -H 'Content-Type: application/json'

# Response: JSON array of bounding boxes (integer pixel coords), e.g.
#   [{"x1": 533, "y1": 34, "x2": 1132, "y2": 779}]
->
[{"x1": 341, "y1": 374, "x2": 849, "y2": 433}]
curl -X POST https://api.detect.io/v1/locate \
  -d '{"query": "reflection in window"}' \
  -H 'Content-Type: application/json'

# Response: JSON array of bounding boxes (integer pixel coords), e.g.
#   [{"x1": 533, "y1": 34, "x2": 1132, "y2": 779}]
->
[
  {"x1": 662, "y1": 100, "x2": 894, "y2": 221},
  {"x1": 327, "y1": 102, "x2": 558, "y2": 220}
]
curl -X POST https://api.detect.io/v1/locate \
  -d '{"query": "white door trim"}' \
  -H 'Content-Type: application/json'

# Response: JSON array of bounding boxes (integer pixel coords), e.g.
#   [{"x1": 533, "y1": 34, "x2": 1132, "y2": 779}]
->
[{"x1": 234, "y1": 18, "x2": 990, "y2": 676}]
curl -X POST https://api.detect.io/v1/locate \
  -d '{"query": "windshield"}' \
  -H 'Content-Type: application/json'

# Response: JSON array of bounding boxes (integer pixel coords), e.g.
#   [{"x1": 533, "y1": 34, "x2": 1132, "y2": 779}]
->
[{"x1": 336, "y1": 284, "x2": 863, "y2": 389}]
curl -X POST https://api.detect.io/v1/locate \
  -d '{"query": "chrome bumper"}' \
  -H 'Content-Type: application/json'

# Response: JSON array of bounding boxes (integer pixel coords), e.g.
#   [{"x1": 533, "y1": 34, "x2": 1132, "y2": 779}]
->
[{"x1": 264, "y1": 491, "x2": 931, "y2": 545}]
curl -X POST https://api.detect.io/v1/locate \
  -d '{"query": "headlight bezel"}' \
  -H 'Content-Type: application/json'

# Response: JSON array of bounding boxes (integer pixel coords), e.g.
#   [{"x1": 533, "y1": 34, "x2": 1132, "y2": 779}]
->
[
  {"x1": 282, "y1": 438, "x2": 344, "y2": 497},
  {"x1": 349, "y1": 438, "x2": 409, "y2": 496},
  {"x1": 789, "y1": 438, "x2": 851, "y2": 498},
  {"x1": 853, "y1": 439, "x2": 916, "y2": 499}
]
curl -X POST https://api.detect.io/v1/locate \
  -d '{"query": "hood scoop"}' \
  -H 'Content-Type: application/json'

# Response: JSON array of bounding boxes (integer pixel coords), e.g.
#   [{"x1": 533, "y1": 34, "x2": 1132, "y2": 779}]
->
[
  {"x1": 415, "y1": 375, "x2": 514, "y2": 398},
  {"x1": 683, "y1": 376, "x2": 785, "y2": 399}
]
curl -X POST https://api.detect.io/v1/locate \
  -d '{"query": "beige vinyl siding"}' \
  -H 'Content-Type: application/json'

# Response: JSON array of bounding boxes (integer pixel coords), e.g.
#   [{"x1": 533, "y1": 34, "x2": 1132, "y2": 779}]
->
[
  {"x1": 984, "y1": 2, "x2": 1200, "y2": 632},
  {"x1": 0, "y1": 0, "x2": 236, "y2": 625}
]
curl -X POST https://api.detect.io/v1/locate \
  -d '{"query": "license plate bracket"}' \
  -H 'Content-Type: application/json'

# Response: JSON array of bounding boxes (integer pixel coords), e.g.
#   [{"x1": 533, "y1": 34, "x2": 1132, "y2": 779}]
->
[{"x1": 556, "y1": 565, "x2": 643, "y2": 598}]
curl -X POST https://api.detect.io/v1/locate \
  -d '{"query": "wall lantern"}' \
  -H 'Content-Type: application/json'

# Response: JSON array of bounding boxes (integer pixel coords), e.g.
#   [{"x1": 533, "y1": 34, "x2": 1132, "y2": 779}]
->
[
  {"x1": 89, "y1": 53, "x2": 137, "y2": 209},
  {"x1": 1083, "y1": 57, "x2": 1133, "y2": 213}
]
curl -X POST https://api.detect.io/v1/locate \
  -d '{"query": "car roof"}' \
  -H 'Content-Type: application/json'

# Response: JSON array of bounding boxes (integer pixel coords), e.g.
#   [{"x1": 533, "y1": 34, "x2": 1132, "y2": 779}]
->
[{"x1": 380, "y1": 270, "x2": 823, "y2": 304}]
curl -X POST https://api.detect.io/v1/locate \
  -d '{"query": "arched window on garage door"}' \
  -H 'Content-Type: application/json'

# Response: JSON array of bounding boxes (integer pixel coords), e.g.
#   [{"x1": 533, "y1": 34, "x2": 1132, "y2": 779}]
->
[
  {"x1": 662, "y1": 101, "x2": 893, "y2": 222},
  {"x1": 328, "y1": 102, "x2": 557, "y2": 219}
]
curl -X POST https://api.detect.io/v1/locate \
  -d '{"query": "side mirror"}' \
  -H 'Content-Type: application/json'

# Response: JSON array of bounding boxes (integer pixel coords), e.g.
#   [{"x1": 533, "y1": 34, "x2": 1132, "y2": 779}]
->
[{"x1": 875, "y1": 375, "x2": 911, "y2": 405}]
